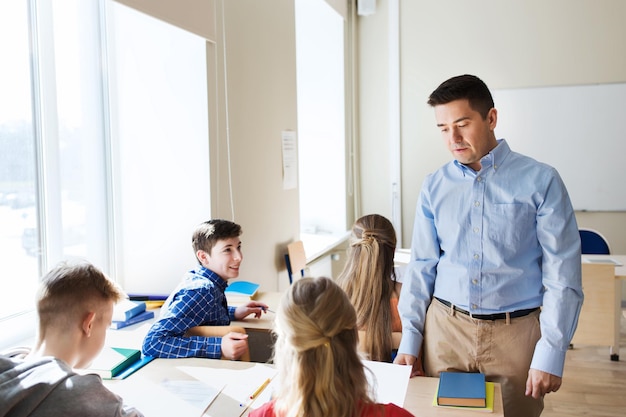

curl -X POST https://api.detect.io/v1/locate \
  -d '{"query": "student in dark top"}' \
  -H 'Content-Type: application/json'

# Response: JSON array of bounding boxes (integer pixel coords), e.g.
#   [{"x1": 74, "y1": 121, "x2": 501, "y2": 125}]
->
[{"x1": 0, "y1": 261, "x2": 143, "y2": 417}]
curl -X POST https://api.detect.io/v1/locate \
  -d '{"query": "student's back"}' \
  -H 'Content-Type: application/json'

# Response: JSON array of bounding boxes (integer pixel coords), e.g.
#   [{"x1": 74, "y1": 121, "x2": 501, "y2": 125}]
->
[
  {"x1": 337, "y1": 214, "x2": 401, "y2": 362},
  {"x1": 0, "y1": 355, "x2": 141, "y2": 417},
  {"x1": 249, "y1": 277, "x2": 414, "y2": 417},
  {"x1": 0, "y1": 261, "x2": 142, "y2": 417}
]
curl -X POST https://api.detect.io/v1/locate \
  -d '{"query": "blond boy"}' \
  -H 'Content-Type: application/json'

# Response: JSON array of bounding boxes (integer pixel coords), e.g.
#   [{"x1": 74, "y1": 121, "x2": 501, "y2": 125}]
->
[{"x1": 0, "y1": 261, "x2": 143, "y2": 417}]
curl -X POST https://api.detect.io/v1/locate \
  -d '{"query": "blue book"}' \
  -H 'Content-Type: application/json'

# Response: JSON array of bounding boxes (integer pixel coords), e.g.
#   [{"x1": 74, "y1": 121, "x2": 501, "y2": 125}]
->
[
  {"x1": 112, "y1": 299, "x2": 147, "y2": 321},
  {"x1": 437, "y1": 372, "x2": 486, "y2": 407},
  {"x1": 112, "y1": 355, "x2": 155, "y2": 380},
  {"x1": 110, "y1": 310, "x2": 155, "y2": 330},
  {"x1": 225, "y1": 281, "x2": 260, "y2": 298}
]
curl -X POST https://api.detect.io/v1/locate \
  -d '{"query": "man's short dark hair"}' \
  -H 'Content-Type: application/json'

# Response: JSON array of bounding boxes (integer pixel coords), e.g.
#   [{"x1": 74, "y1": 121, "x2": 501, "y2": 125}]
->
[{"x1": 427, "y1": 74, "x2": 494, "y2": 119}]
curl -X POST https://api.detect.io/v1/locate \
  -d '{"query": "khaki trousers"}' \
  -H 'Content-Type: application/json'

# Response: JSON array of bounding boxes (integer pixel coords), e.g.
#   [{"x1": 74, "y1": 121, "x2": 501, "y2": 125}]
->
[{"x1": 423, "y1": 298, "x2": 543, "y2": 417}]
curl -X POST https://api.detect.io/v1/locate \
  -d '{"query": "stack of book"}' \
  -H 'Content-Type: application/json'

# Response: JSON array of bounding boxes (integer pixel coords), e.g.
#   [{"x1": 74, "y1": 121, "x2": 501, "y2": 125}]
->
[
  {"x1": 110, "y1": 299, "x2": 155, "y2": 330},
  {"x1": 224, "y1": 280, "x2": 260, "y2": 305},
  {"x1": 86, "y1": 346, "x2": 154, "y2": 380}
]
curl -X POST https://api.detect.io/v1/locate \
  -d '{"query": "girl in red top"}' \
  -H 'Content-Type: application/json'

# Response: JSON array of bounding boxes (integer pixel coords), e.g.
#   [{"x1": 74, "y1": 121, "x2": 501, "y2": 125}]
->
[{"x1": 249, "y1": 277, "x2": 414, "y2": 417}]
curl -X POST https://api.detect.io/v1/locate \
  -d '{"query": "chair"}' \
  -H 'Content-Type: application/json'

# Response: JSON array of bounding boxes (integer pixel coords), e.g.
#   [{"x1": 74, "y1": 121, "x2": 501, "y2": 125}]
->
[
  {"x1": 579, "y1": 228, "x2": 611, "y2": 254},
  {"x1": 0, "y1": 346, "x2": 30, "y2": 359},
  {"x1": 285, "y1": 240, "x2": 306, "y2": 284}
]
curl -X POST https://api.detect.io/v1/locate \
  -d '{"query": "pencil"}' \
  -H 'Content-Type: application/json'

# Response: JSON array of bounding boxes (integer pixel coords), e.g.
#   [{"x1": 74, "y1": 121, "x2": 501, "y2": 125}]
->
[{"x1": 250, "y1": 378, "x2": 271, "y2": 399}]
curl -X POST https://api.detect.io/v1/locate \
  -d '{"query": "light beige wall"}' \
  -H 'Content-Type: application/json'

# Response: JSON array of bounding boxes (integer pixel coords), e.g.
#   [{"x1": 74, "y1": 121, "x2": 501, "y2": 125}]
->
[
  {"x1": 357, "y1": 3, "x2": 392, "y2": 218},
  {"x1": 218, "y1": 0, "x2": 299, "y2": 290},
  {"x1": 114, "y1": 0, "x2": 300, "y2": 291},
  {"x1": 114, "y1": 0, "x2": 216, "y2": 40},
  {"x1": 358, "y1": 0, "x2": 626, "y2": 254}
]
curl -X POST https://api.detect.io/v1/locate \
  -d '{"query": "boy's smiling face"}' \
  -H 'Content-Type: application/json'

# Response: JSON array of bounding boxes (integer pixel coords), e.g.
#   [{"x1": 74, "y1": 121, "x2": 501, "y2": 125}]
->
[{"x1": 197, "y1": 237, "x2": 243, "y2": 281}]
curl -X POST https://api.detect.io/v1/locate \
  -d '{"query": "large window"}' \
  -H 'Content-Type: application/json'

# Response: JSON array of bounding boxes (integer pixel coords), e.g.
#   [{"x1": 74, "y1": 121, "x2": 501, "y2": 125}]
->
[
  {"x1": 0, "y1": 0, "x2": 110, "y2": 347},
  {"x1": 295, "y1": 0, "x2": 351, "y2": 255},
  {"x1": 105, "y1": 2, "x2": 210, "y2": 296},
  {"x1": 0, "y1": 0, "x2": 210, "y2": 349},
  {"x1": 0, "y1": 1, "x2": 38, "y2": 323}
]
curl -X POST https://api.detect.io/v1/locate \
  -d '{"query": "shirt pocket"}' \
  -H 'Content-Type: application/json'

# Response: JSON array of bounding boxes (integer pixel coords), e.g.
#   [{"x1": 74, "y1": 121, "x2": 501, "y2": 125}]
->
[{"x1": 488, "y1": 203, "x2": 532, "y2": 250}]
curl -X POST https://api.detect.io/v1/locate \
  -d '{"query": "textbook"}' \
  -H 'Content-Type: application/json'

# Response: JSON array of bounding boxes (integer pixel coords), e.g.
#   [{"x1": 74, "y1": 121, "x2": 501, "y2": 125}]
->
[
  {"x1": 111, "y1": 355, "x2": 155, "y2": 380},
  {"x1": 112, "y1": 299, "x2": 147, "y2": 322},
  {"x1": 436, "y1": 372, "x2": 487, "y2": 408},
  {"x1": 225, "y1": 280, "x2": 260, "y2": 303},
  {"x1": 110, "y1": 310, "x2": 155, "y2": 330},
  {"x1": 433, "y1": 381, "x2": 495, "y2": 413},
  {"x1": 87, "y1": 347, "x2": 142, "y2": 379}
]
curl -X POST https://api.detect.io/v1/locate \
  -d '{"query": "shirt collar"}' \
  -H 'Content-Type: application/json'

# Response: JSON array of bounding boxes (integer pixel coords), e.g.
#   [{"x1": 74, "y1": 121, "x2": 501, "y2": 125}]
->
[
  {"x1": 453, "y1": 138, "x2": 510, "y2": 174},
  {"x1": 196, "y1": 265, "x2": 228, "y2": 291}
]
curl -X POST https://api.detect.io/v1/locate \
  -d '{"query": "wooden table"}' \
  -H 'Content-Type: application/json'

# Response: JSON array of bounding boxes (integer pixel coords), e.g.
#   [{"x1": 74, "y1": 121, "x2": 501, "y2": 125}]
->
[
  {"x1": 404, "y1": 375, "x2": 503, "y2": 416},
  {"x1": 230, "y1": 291, "x2": 282, "y2": 331},
  {"x1": 105, "y1": 358, "x2": 504, "y2": 417},
  {"x1": 231, "y1": 291, "x2": 282, "y2": 362},
  {"x1": 573, "y1": 255, "x2": 626, "y2": 360}
]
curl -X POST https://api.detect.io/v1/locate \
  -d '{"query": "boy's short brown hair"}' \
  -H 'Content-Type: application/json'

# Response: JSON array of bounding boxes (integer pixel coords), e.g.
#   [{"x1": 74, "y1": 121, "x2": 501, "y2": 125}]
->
[
  {"x1": 191, "y1": 219, "x2": 242, "y2": 263},
  {"x1": 37, "y1": 261, "x2": 125, "y2": 332}
]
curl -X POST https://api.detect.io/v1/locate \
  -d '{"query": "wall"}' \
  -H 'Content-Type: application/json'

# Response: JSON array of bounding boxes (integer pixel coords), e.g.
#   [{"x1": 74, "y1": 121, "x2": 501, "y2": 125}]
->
[
  {"x1": 358, "y1": 0, "x2": 626, "y2": 256},
  {"x1": 218, "y1": 0, "x2": 300, "y2": 290},
  {"x1": 114, "y1": 0, "x2": 300, "y2": 292}
]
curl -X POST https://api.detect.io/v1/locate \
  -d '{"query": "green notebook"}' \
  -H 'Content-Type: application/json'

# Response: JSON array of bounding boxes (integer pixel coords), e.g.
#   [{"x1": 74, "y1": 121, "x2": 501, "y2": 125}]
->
[{"x1": 87, "y1": 347, "x2": 142, "y2": 379}]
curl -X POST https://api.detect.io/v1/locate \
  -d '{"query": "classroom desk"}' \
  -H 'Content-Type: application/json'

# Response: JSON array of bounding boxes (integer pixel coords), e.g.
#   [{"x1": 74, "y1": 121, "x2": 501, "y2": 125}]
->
[
  {"x1": 230, "y1": 291, "x2": 282, "y2": 331},
  {"x1": 105, "y1": 292, "x2": 281, "y2": 363},
  {"x1": 104, "y1": 357, "x2": 504, "y2": 417},
  {"x1": 231, "y1": 291, "x2": 281, "y2": 362},
  {"x1": 573, "y1": 254, "x2": 626, "y2": 361}
]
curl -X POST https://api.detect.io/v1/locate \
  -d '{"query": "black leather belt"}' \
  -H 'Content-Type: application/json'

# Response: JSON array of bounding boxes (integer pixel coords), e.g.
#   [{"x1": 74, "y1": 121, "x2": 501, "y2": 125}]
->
[{"x1": 434, "y1": 297, "x2": 539, "y2": 321}]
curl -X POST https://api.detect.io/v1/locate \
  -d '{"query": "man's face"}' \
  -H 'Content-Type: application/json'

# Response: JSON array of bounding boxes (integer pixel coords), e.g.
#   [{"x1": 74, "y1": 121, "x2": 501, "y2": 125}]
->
[
  {"x1": 434, "y1": 98, "x2": 498, "y2": 171},
  {"x1": 200, "y1": 237, "x2": 243, "y2": 281}
]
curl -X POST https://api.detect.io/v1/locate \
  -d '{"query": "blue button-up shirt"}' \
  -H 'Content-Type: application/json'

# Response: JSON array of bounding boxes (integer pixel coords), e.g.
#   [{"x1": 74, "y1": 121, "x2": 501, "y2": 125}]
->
[
  {"x1": 142, "y1": 266, "x2": 237, "y2": 359},
  {"x1": 398, "y1": 139, "x2": 583, "y2": 376}
]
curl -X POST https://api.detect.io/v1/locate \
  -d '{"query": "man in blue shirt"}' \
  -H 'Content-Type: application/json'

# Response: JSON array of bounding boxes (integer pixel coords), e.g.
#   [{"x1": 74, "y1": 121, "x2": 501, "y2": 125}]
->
[
  {"x1": 142, "y1": 219, "x2": 268, "y2": 360},
  {"x1": 394, "y1": 75, "x2": 583, "y2": 417}
]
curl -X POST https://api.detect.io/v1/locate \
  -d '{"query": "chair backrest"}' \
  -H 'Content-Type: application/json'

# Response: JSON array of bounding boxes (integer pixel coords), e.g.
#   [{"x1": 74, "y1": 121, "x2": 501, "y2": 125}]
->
[
  {"x1": 579, "y1": 228, "x2": 611, "y2": 254},
  {"x1": 0, "y1": 346, "x2": 30, "y2": 359},
  {"x1": 285, "y1": 240, "x2": 306, "y2": 284}
]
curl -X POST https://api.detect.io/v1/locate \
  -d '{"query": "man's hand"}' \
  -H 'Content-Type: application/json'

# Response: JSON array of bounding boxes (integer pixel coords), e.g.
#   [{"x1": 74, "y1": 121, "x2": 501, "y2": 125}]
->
[
  {"x1": 234, "y1": 301, "x2": 269, "y2": 320},
  {"x1": 393, "y1": 353, "x2": 424, "y2": 377},
  {"x1": 525, "y1": 368, "x2": 562, "y2": 399},
  {"x1": 220, "y1": 332, "x2": 249, "y2": 360}
]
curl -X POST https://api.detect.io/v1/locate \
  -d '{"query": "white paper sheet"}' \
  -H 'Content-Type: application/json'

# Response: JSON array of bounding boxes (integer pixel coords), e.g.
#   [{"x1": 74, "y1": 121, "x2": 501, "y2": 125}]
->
[
  {"x1": 281, "y1": 130, "x2": 298, "y2": 190},
  {"x1": 178, "y1": 363, "x2": 278, "y2": 413},
  {"x1": 106, "y1": 374, "x2": 222, "y2": 417},
  {"x1": 362, "y1": 359, "x2": 411, "y2": 406}
]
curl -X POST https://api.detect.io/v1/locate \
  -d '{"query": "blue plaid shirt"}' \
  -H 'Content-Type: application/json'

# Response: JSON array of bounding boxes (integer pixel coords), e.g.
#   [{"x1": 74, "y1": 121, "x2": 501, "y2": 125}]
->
[{"x1": 142, "y1": 266, "x2": 237, "y2": 358}]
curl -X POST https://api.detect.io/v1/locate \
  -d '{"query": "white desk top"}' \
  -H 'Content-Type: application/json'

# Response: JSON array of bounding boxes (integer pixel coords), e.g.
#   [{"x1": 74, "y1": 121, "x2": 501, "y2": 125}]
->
[
  {"x1": 581, "y1": 254, "x2": 626, "y2": 278},
  {"x1": 104, "y1": 358, "x2": 504, "y2": 417}
]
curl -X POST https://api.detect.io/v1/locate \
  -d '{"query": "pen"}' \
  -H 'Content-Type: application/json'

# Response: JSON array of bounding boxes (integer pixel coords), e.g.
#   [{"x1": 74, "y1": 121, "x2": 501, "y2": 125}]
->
[
  {"x1": 249, "y1": 378, "x2": 271, "y2": 399},
  {"x1": 262, "y1": 307, "x2": 275, "y2": 314}
]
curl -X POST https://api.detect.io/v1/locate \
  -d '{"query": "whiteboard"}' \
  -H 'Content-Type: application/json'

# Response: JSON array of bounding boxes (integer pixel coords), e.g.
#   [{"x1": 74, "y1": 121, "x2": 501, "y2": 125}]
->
[{"x1": 492, "y1": 83, "x2": 626, "y2": 211}]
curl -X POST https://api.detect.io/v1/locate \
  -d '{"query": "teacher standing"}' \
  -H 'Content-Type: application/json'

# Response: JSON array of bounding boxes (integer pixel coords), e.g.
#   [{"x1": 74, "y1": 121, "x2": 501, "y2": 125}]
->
[{"x1": 394, "y1": 74, "x2": 583, "y2": 417}]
